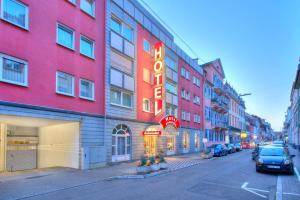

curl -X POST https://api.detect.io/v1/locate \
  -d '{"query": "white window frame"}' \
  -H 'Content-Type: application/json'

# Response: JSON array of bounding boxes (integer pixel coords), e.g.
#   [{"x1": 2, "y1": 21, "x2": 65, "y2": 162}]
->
[
  {"x1": 0, "y1": 53, "x2": 28, "y2": 86},
  {"x1": 0, "y1": 0, "x2": 29, "y2": 30},
  {"x1": 80, "y1": 34, "x2": 95, "y2": 59},
  {"x1": 56, "y1": 23, "x2": 75, "y2": 50},
  {"x1": 142, "y1": 98, "x2": 151, "y2": 112},
  {"x1": 79, "y1": 78, "x2": 95, "y2": 101},
  {"x1": 80, "y1": 0, "x2": 95, "y2": 17},
  {"x1": 181, "y1": 67, "x2": 185, "y2": 77},
  {"x1": 181, "y1": 110, "x2": 186, "y2": 120},
  {"x1": 185, "y1": 70, "x2": 190, "y2": 80},
  {"x1": 110, "y1": 89, "x2": 133, "y2": 109},
  {"x1": 56, "y1": 71, "x2": 75, "y2": 97}
]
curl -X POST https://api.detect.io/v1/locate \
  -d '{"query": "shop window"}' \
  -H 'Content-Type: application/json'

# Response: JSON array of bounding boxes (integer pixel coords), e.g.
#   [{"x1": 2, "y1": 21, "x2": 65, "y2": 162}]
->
[
  {"x1": 195, "y1": 134, "x2": 199, "y2": 149},
  {"x1": 80, "y1": 35, "x2": 94, "y2": 59},
  {"x1": 1, "y1": 0, "x2": 28, "y2": 29},
  {"x1": 183, "y1": 131, "x2": 190, "y2": 151},
  {"x1": 80, "y1": 78, "x2": 94, "y2": 100},
  {"x1": 80, "y1": 0, "x2": 95, "y2": 17},
  {"x1": 112, "y1": 124, "x2": 131, "y2": 162},
  {"x1": 143, "y1": 98, "x2": 151, "y2": 112},
  {"x1": 0, "y1": 54, "x2": 28, "y2": 86},
  {"x1": 56, "y1": 71, "x2": 74, "y2": 96},
  {"x1": 56, "y1": 23, "x2": 75, "y2": 50}
]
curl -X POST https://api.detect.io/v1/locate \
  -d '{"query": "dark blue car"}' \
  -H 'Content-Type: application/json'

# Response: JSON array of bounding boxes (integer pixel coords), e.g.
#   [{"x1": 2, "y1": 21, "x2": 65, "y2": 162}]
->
[{"x1": 209, "y1": 144, "x2": 228, "y2": 157}]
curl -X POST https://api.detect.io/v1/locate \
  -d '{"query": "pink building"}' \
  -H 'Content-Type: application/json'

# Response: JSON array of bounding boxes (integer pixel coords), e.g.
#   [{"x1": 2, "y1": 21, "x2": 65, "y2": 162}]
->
[
  {"x1": 202, "y1": 59, "x2": 229, "y2": 147},
  {"x1": 0, "y1": 0, "x2": 106, "y2": 171}
]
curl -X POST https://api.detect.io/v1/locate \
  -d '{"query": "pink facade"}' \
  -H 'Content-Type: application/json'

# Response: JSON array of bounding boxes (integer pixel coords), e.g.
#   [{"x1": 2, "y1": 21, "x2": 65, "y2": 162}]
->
[
  {"x1": 178, "y1": 58, "x2": 203, "y2": 129},
  {"x1": 0, "y1": 0, "x2": 106, "y2": 115}
]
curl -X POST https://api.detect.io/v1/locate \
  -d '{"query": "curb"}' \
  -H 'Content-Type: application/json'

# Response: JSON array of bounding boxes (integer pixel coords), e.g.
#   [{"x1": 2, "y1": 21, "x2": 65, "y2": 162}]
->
[{"x1": 106, "y1": 157, "x2": 217, "y2": 180}]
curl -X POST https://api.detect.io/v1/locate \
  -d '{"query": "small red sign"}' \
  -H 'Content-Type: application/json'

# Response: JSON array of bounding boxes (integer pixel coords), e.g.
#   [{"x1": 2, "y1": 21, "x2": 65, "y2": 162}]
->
[
  {"x1": 142, "y1": 131, "x2": 162, "y2": 136},
  {"x1": 160, "y1": 116, "x2": 180, "y2": 129}
]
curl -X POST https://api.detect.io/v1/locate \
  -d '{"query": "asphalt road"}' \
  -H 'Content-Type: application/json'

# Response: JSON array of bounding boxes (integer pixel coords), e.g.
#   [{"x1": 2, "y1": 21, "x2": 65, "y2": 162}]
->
[{"x1": 4, "y1": 148, "x2": 300, "y2": 200}]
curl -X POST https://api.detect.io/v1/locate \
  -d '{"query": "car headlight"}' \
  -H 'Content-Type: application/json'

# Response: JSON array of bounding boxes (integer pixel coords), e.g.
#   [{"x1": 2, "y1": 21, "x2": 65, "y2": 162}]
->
[
  {"x1": 284, "y1": 160, "x2": 291, "y2": 165},
  {"x1": 257, "y1": 158, "x2": 264, "y2": 164}
]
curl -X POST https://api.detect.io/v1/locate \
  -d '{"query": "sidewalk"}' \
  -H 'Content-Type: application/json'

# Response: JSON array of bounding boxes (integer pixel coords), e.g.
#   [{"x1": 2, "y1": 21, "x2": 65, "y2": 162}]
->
[{"x1": 0, "y1": 153, "x2": 209, "y2": 200}]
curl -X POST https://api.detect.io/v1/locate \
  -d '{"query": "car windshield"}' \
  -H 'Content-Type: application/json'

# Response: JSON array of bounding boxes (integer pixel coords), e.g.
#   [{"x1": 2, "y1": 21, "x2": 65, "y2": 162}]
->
[{"x1": 260, "y1": 148, "x2": 284, "y2": 156}]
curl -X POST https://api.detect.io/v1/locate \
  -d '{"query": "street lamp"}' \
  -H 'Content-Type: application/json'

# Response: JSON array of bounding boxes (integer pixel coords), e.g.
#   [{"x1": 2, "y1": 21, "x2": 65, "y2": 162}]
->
[{"x1": 239, "y1": 93, "x2": 252, "y2": 97}]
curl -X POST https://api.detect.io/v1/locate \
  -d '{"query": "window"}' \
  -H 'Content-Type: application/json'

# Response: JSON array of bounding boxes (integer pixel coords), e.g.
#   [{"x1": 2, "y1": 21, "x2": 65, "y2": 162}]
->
[
  {"x1": 111, "y1": 18, "x2": 121, "y2": 34},
  {"x1": 193, "y1": 76, "x2": 197, "y2": 84},
  {"x1": 111, "y1": 89, "x2": 133, "y2": 108},
  {"x1": 80, "y1": 35, "x2": 94, "y2": 58},
  {"x1": 205, "y1": 106, "x2": 210, "y2": 121},
  {"x1": 165, "y1": 56, "x2": 177, "y2": 72},
  {"x1": 181, "y1": 67, "x2": 185, "y2": 77},
  {"x1": 185, "y1": 70, "x2": 190, "y2": 80},
  {"x1": 143, "y1": 39, "x2": 151, "y2": 53},
  {"x1": 56, "y1": 71, "x2": 74, "y2": 96},
  {"x1": 181, "y1": 110, "x2": 186, "y2": 120},
  {"x1": 111, "y1": 50, "x2": 132, "y2": 74},
  {"x1": 57, "y1": 23, "x2": 75, "y2": 50},
  {"x1": 143, "y1": 98, "x2": 150, "y2": 112},
  {"x1": 111, "y1": 18, "x2": 133, "y2": 42},
  {"x1": 1, "y1": 0, "x2": 28, "y2": 29},
  {"x1": 166, "y1": 104, "x2": 177, "y2": 117},
  {"x1": 143, "y1": 68, "x2": 152, "y2": 84},
  {"x1": 193, "y1": 95, "x2": 200, "y2": 105},
  {"x1": 80, "y1": 79, "x2": 94, "y2": 100},
  {"x1": 183, "y1": 132, "x2": 190, "y2": 151},
  {"x1": 80, "y1": 0, "x2": 95, "y2": 17},
  {"x1": 0, "y1": 54, "x2": 28, "y2": 86},
  {"x1": 186, "y1": 112, "x2": 190, "y2": 121},
  {"x1": 123, "y1": 24, "x2": 133, "y2": 42},
  {"x1": 110, "y1": 68, "x2": 134, "y2": 92},
  {"x1": 166, "y1": 82, "x2": 177, "y2": 95},
  {"x1": 68, "y1": 0, "x2": 76, "y2": 4}
]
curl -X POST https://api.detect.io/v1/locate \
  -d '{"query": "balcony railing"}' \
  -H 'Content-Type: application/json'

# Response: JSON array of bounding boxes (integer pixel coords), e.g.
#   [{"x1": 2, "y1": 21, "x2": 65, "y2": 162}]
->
[{"x1": 211, "y1": 92, "x2": 229, "y2": 113}]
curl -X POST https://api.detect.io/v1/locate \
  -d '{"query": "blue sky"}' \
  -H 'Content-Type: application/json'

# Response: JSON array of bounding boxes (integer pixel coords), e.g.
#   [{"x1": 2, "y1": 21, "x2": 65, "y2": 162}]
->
[{"x1": 141, "y1": 0, "x2": 300, "y2": 131}]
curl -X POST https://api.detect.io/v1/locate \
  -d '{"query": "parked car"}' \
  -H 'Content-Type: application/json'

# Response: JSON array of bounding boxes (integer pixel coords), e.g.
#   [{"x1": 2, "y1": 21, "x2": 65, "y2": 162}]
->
[
  {"x1": 242, "y1": 142, "x2": 251, "y2": 149},
  {"x1": 225, "y1": 144, "x2": 236, "y2": 154},
  {"x1": 234, "y1": 143, "x2": 242, "y2": 151},
  {"x1": 252, "y1": 146, "x2": 263, "y2": 161},
  {"x1": 208, "y1": 144, "x2": 228, "y2": 157},
  {"x1": 256, "y1": 146, "x2": 295, "y2": 174},
  {"x1": 271, "y1": 140, "x2": 286, "y2": 147}
]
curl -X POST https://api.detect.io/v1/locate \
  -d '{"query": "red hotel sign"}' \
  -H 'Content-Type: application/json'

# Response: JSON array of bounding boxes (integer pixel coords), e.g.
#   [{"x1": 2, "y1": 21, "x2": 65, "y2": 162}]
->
[
  {"x1": 142, "y1": 131, "x2": 162, "y2": 136},
  {"x1": 154, "y1": 42, "x2": 164, "y2": 116},
  {"x1": 160, "y1": 116, "x2": 180, "y2": 129}
]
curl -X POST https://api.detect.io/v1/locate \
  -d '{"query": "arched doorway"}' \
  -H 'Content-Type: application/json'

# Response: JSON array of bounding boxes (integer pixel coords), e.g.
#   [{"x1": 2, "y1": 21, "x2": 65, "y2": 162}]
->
[{"x1": 112, "y1": 124, "x2": 131, "y2": 162}]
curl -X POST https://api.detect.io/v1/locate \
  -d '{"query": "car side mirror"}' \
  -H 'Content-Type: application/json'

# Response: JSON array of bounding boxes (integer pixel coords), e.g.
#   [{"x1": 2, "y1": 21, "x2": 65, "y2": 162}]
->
[{"x1": 291, "y1": 155, "x2": 296, "y2": 158}]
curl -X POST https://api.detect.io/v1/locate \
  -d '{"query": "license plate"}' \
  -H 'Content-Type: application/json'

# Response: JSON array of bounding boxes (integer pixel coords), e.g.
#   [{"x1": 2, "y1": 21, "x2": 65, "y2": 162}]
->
[{"x1": 267, "y1": 165, "x2": 280, "y2": 169}]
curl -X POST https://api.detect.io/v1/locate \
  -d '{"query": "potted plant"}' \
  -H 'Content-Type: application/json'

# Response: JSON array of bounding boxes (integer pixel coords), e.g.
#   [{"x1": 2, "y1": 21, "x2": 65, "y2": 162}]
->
[
  {"x1": 136, "y1": 156, "x2": 151, "y2": 174},
  {"x1": 150, "y1": 156, "x2": 160, "y2": 171},
  {"x1": 201, "y1": 149, "x2": 213, "y2": 159},
  {"x1": 159, "y1": 155, "x2": 168, "y2": 169}
]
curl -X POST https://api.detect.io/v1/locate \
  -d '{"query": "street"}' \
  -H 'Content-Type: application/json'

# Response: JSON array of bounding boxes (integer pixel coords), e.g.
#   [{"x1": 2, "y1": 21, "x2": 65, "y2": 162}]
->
[{"x1": 1, "y1": 148, "x2": 299, "y2": 200}]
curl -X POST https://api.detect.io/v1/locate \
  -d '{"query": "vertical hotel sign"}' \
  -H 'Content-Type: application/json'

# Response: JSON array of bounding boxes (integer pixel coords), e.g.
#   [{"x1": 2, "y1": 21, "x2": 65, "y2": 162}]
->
[{"x1": 154, "y1": 42, "x2": 164, "y2": 116}]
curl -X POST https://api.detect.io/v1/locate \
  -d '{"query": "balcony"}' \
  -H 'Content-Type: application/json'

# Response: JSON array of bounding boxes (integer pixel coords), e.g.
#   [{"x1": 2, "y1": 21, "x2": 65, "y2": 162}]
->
[
  {"x1": 212, "y1": 121, "x2": 228, "y2": 131},
  {"x1": 211, "y1": 93, "x2": 229, "y2": 113}
]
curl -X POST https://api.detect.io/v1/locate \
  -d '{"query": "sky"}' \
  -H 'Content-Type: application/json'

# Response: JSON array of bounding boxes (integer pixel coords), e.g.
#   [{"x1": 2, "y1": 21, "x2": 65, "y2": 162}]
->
[{"x1": 141, "y1": 0, "x2": 300, "y2": 131}]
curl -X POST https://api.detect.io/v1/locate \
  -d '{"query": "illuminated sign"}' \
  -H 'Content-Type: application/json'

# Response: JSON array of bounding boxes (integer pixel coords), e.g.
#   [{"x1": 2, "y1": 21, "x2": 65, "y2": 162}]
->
[
  {"x1": 160, "y1": 116, "x2": 180, "y2": 129},
  {"x1": 241, "y1": 132, "x2": 247, "y2": 138},
  {"x1": 154, "y1": 42, "x2": 164, "y2": 116},
  {"x1": 142, "y1": 131, "x2": 162, "y2": 136}
]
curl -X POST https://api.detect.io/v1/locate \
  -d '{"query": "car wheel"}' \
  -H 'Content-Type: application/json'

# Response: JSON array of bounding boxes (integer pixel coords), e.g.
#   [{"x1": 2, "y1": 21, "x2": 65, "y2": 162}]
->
[
  {"x1": 256, "y1": 167, "x2": 262, "y2": 173},
  {"x1": 289, "y1": 168, "x2": 294, "y2": 175}
]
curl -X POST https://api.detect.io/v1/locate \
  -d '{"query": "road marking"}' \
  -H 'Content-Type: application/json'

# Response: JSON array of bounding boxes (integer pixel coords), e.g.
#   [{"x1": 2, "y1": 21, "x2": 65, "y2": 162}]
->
[
  {"x1": 294, "y1": 167, "x2": 300, "y2": 182},
  {"x1": 241, "y1": 182, "x2": 268, "y2": 199},
  {"x1": 283, "y1": 192, "x2": 300, "y2": 196},
  {"x1": 276, "y1": 176, "x2": 282, "y2": 200}
]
